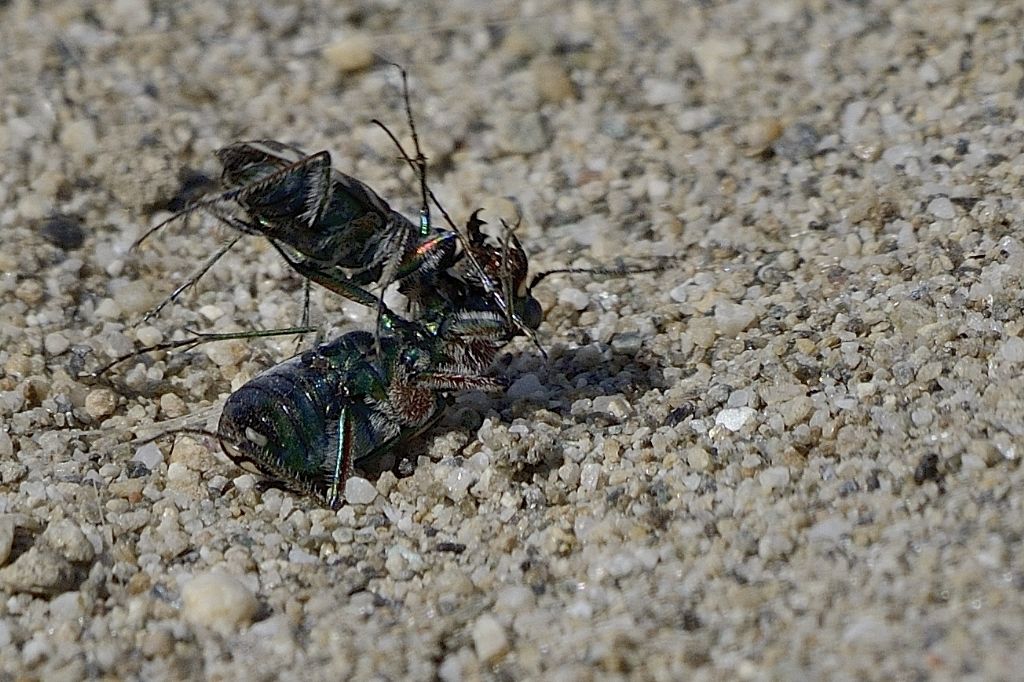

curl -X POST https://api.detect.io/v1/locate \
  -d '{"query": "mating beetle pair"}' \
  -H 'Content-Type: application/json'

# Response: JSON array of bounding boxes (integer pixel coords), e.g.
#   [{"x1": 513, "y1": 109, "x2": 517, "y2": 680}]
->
[{"x1": 131, "y1": 68, "x2": 665, "y2": 508}]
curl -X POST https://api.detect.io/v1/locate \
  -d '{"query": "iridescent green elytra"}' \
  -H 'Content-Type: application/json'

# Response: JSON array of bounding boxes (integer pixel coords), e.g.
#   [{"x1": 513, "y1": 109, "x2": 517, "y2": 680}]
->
[{"x1": 217, "y1": 310, "x2": 511, "y2": 509}]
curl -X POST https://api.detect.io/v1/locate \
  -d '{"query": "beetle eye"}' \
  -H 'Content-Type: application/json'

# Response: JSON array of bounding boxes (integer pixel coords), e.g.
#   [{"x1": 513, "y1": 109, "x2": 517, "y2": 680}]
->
[{"x1": 519, "y1": 297, "x2": 543, "y2": 330}]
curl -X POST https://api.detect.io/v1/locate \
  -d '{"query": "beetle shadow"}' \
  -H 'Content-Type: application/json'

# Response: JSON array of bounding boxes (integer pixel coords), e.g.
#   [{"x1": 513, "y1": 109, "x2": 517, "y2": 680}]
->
[{"x1": 434, "y1": 337, "x2": 680, "y2": 482}]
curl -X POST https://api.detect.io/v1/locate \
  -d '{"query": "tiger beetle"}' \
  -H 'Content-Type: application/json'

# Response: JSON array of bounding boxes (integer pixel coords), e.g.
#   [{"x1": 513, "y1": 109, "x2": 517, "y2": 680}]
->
[
  {"x1": 170, "y1": 308, "x2": 512, "y2": 509},
  {"x1": 136, "y1": 64, "x2": 539, "y2": 347}
]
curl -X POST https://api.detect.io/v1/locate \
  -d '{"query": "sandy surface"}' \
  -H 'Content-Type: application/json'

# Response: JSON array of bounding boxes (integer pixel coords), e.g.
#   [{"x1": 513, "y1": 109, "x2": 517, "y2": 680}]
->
[{"x1": 2, "y1": 0, "x2": 1024, "y2": 679}]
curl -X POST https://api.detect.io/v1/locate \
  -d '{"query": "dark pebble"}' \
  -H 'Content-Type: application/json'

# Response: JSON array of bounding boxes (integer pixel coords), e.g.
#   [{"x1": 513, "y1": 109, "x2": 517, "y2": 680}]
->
[{"x1": 41, "y1": 214, "x2": 85, "y2": 250}]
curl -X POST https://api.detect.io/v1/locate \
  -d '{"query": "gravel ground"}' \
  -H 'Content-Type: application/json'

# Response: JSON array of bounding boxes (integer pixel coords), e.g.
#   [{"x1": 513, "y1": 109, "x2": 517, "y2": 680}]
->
[{"x1": 3, "y1": 0, "x2": 1024, "y2": 679}]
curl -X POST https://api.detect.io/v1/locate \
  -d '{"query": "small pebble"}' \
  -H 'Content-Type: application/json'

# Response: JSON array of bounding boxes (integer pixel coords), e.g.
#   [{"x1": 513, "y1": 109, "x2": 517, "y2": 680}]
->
[
  {"x1": 43, "y1": 519, "x2": 96, "y2": 564},
  {"x1": 758, "y1": 532, "x2": 793, "y2": 560},
  {"x1": 686, "y1": 447, "x2": 712, "y2": 471},
  {"x1": 579, "y1": 462, "x2": 602, "y2": 492},
  {"x1": 532, "y1": 58, "x2": 575, "y2": 103},
  {"x1": 41, "y1": 214, "x2": 85, "y2": 250},
  {"x1": 644, "y1": 78, "x2": 684, "y2": 106},
  {"x1": 715, "y1": 407, "x2": 756, "y2": 432},
  {"x1": 105, "y1": 0, "x2": 152, "y2": 31},
  {"x1": 59, "y1": 119, "x2": 98, "y2": 158},
  {"x1": 758, "y1": 466, "x2": 791, "y2": 491},
  {"x1": 0, "y1": 548, "x2": 80, "y2": 596},
  {"x1": 610, "y1": 332, "x2": 643, "y2": 355},
  {"x1": 21, "y1": 636, "x2": 51, "y2": 667},
  {"x1": 740, "y1": 118, "x2": 784, "y2": 155},
  {"x1": 558, "y1": 287, "x2": 590, "y2": 311},
  {"x1": 205, "y1": 340, "x2": 248, "y2": 367},
  {"x1": 647, "y1": 177, "x2": 671, "y2": 202},
  {"x1": 443, "y1": 467, "x2": 473, "y2": 502},
  {"x1": 198, "y1": 304, "x2": 224, "y2": 321},
  {"x1": 344, "y1": 476, "x2": 377, "y2": 505},
  {"x1": 323, "y1": 34, "x2": 374, "y2": 73},
  {"x1": 1000, "y1": 336, "x2": 1024, "y2": 363},
  {"x1": 774, "y1": 121, "x2": 821, "y2": 160},
  {"x1": 927, "y1": 196, "x2": 956, "y2": 220},
  {"x1": 94, "y1": 298, "x2": 122, "y2": 320},
  {"x1": 496, "y1": 112, "x2": 549, "y2": 155},
  {"x1": 0, "y1": 516, "x2": 14, "y2": 566},
  {"x1": 132, "y1": 442, "x2": 164, "y2": 471},
  {"x1": 170, "y1": 437, "x2": 207, "y2": 470},
  {"x1": 44, "y1": 332, "x2": 70, "y2": 355},
  {"x1": 85, "y1": 389, "x2": 118, "y2": 420},
  {"x1": 166, "y1": 461, "x2": 197, "y2": 485},
  {"x1": 807, "y1": 517, "x2": 852, "y2": 544},
  {"x1": 592, "y1": 395, "x2": 631, "y2": 420},
  {"x1": 49, "y1": 591, "x2": 86, "y2": 623},
  {"x1": 715, "y1": 301, "x2": 756, "y2": 336},
  {"x1": 111, "y1": 285, "x2": 155, "y2": 315},
  {"x1": 472, "y1": 614, "x2": 510, "y2": 663},
  {"x1": 14, "y1": 279, "x2": 43, "y2": 305},
  {"x1": 506, "y1": 373, "x2": 547, "y2": 401},
  {"x1": 233, "y1": 474, "x2": 257, "y2": 495},
  {"x1": 157, "y1": 393, "x2": 186, "y2": 419},
  {"x1": 181, "y1": 572, "x2": 258, "y2": 633},
  {"x1": 669, "y1": 283, "x2": 688, "y2": 303},
  {"x1": 135, "y1": 325, "x2": 164, "y2": 347}
]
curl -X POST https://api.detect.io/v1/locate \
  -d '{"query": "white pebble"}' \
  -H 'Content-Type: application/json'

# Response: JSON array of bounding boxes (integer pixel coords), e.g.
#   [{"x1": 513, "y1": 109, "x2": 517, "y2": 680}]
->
[
  {"x1": 643, "y1": 78, "x2": 684, "y2": 106},
  {"x1": 647, "y1": 176, "x2": 671, "y2": 202},
  {"x1": 0, "y1": 516, "x2": 14, "y2": 566},
  {"x1": 558, "y1": 287, "x2": 590, "y2": 311},
  {"x1": 323, "y1": 34, "x2": 374, "y2": 73},
  {"x1": 344, "y1": 476, "x2": 377, "y2": 505},
  {"x1": 44, "y1": 332, "x2": 69, "y2": 355},
  {"x1": 21, "y1": 636, "x2": 51, "y2": 667},
  {"x1": 166, "y1": 461, "x2": 193, "y2": 483},
  {"x1": 494, "y1": 585, "x2": 534, "y2": 613},
  {"x1": 579, "y1": 462, "x2": 602, "y2": 492},
  {"x1": 132, "y1": 442, "x2": 164, "y2": 470},
  {"x1": 59, "y1": 119, "x2": 98, "y2": 158},
  {"x1": 669, "y1": 283, "x2": 688, "y2": 303},
  {"x1": 758, "y1": 466, "x2": 791, "y2": 491},
  {"x1": 160, "y1": 393, "x2": 188, "y2": 418},
  {"x1": 198, "y1": 305, "x2": 224, "y2": 321},
  {"x1": 114, "y1": 285, "x2": 155, "y2": 315},
  {"x1": 715, "y1": 406, "x2": 756, "y2": 432},
  {"x1": 181, "y1": 572, "x2": 257, "y2": 632},
  {"x1": 807, "y1": 517, "x2": 852, "y2": 544},
  {"x1": 686, "y1": 447, "x2": 711, "y2": 471},
  {"x1": 287, "y1": 548, "x2": 318, "y2": 564},
  {"x1": 0, "y1": 431, "x2": 13, "y2": 458},
  {"x1": 472, "y1": 614, "x2": 510, "y2": 663},
  {"x1": 444, "y1": 467, "x2": 473, "y2": 502},
  {"x1": 927, "y1": 196, "x2": 956, "y2": 220},
  {"x1": 43, "y1": 519, "x2": 95, "y2": 564},
  {"x1": 135, "y1": 326, "x2": 164, "y2": 347},
  {"x1": 714, "y1": 301, "x2": 756, "y2": 336},
  {"x1": 758, "y1": 532, "x2": 793, "y2": 560},
  {"x1": 94, "y1": 298, "x2": 122, "y2": 320},
  {"x1": 592, "y1": 394, "x2": 631, "y2": 420},
  {"x1": 1000, "y1": 336, "x2": 1024, "y2": 363},
  {"x1": 49, "y1": 591, "x2": 86, "y2": 622},
  {"x1": 17, "y1": 193, "x2": 47, "y2": 220},
  {"x1": 205, "y1": 340, "x2": 248, "y2": 367},
  {"x1": 233, "y1": 474, "x2": 257, "y2": 494}
]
